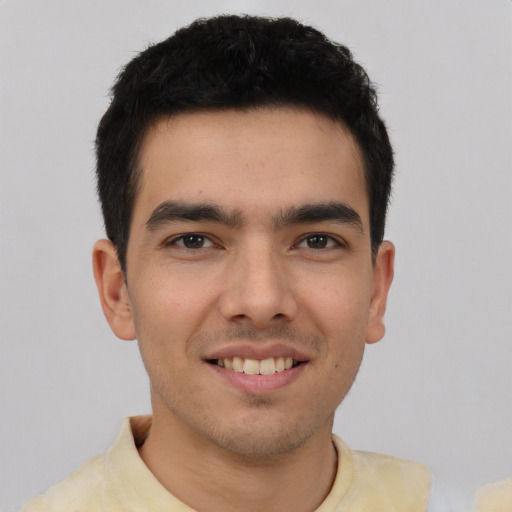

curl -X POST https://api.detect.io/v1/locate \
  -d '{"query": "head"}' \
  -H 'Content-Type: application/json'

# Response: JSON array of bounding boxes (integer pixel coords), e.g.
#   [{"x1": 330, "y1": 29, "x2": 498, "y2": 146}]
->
[
  {"x1": 96, "y1": 14, "x2": 394, "y2": 273},
  {"x1": 92, "y1": 15, "x2": 395, "y2": 458}
]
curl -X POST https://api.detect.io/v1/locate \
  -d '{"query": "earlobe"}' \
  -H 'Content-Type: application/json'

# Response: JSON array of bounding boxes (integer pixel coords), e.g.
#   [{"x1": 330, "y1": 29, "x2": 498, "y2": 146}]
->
[
  {"x1": 366, "y1": 241, "x2": 395, "y2": 344},
  {"x1": 92, "y1": 239, "x2": 136, "y2": 340}
]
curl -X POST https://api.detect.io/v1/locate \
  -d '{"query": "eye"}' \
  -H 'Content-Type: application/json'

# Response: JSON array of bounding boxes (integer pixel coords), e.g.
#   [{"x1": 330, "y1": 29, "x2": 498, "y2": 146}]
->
[
  {"x1": 296, "y1": 233, "x2": 341, "y2": 249},
  {"x1": 167, "y1": 233, "x2": 215, "y2": 249}
]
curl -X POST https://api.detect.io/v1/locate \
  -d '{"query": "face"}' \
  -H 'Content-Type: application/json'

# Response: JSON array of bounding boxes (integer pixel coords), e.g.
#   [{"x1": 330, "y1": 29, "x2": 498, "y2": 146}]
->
[{"x1": 95, "y1": 107, "x2": 394, "y2": 457}]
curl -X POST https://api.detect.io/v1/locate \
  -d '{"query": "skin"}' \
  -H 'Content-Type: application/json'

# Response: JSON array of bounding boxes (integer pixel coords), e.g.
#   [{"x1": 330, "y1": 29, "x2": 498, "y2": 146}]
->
[{"x1": 93, "y1": 107, "x2": 394, "y2": 512}]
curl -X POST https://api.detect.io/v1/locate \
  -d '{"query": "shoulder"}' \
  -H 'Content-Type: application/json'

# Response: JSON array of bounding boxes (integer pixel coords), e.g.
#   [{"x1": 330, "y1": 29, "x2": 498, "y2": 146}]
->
[
  {"x1": 20, "y1": 417, "x2": 150, "y2": 512},
  {"x1": 473, "y1": 477, "x2": 512, "y2": 512},
  {"x1": 352, "y1": 448, "x2": 432, "y2": 488},
  {"x1": 330, "y1": 436, "x2": 433, "y2": 512},
  {"x1": 21, "y1": 454, "x2": 106, "y2": 512}
]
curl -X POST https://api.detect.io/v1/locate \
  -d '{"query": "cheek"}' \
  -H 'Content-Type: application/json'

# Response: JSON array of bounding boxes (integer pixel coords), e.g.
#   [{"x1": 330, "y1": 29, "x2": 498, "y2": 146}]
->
[
  {"x1": 132, "y1": 266, "x2": 200, "y2": 316},
  {"x1": 300, "y1": 274, "x2": 373, "y2": 338},
  {"x1": 129, "y1": 269, "x2": 220, "y2": 353},
  {"x1": 298, "y1": 273, "x2": 371, "y2": 387}
]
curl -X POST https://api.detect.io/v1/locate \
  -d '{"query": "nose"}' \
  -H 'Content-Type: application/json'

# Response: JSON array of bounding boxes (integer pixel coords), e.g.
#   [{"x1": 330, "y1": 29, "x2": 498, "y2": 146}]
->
[{"x1": 219, "y1": 243, "x2": 298, "y2": 328}]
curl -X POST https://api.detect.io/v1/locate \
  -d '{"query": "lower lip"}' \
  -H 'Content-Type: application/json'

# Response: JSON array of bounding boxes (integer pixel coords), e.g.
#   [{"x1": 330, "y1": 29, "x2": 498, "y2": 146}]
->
[{"x1": 208, "y1": 362, "x2": 307, "y2": 394}]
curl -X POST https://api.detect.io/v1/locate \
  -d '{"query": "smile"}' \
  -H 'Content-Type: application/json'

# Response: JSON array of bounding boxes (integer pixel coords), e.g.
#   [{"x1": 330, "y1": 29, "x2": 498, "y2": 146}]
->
[{"x1": 209, "y1": 357, "x2": 301, "y2": 375}]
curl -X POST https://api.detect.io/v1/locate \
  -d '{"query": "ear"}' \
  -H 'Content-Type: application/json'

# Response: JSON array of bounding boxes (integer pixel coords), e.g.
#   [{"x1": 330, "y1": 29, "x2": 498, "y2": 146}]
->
[
  {"x1": 366, "y1": 241, "x2": 395, "y2": 344},
  {"x1": 92, "y1": 239, "x2": 136, "y2": 340}
]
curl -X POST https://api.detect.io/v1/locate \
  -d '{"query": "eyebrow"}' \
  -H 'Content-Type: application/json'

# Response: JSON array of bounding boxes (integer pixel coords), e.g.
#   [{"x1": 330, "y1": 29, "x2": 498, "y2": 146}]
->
[
  {"x1": 145, "y1": 200, "x2": 242, "y2": 230},
  {"x1": 274, "y1": 202, "x2": 364, "y2": 232},
  {"x1": 145, "y1": 200, "x2": 363, "y2": 233}
]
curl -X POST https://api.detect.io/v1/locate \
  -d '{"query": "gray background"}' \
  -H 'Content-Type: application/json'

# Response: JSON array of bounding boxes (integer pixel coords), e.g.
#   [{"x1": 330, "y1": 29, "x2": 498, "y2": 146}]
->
[{"x1": 1, "y1": 1, "x2": 511, "y2": 511}]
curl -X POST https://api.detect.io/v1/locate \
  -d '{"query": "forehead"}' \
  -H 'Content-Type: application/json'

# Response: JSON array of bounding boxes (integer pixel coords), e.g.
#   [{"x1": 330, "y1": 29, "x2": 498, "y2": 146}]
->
[{"x1": 134, "y1": 107, "x2": 368, "y2": 226}]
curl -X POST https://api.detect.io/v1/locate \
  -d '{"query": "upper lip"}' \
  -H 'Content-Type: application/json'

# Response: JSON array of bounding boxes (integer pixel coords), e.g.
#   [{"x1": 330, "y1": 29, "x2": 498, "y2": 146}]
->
[{"x1": 204, "y1": 343, "x2": 310, "y2": 362}]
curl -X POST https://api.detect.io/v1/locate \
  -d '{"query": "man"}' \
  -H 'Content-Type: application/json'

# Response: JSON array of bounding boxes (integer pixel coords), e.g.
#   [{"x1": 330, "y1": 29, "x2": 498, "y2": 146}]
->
[{"x1": 23, "y1": 14, "x2": 437, "y2": 511}]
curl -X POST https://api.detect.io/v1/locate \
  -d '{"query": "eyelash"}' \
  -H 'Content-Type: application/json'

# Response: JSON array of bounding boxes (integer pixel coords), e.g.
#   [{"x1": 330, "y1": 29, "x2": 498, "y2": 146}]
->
[
  {"x1": 164, "y1": 233, "x2": 216, "y2": 249},
  {"x1": 295, "y1": 233, "x2": 344, "y2": 250},
  {"x1": 164, "y1": 232, "x2": 344, "y2": 250}
]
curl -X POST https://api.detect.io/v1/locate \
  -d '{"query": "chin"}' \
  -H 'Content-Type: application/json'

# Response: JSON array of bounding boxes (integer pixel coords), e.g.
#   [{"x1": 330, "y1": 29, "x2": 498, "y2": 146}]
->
[
  {"x1": 202, "y1": 412, "x2": 325, "y2": 458},
  {"x1": 216, "y1": 430, "x2": 312, "y2": 458}
]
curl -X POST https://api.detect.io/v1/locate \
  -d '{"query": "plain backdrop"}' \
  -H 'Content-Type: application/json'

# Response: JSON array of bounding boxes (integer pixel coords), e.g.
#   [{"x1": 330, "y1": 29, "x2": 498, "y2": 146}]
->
[{"x1": 1, "y1": 1, "x2": 511, "y2": 511}]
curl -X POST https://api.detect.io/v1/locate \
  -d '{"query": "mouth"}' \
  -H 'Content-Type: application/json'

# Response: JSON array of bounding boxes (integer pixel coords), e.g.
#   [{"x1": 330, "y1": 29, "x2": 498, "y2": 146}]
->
[{"x1": 206, "y1": 356, "x2": 304, "y2": 375}]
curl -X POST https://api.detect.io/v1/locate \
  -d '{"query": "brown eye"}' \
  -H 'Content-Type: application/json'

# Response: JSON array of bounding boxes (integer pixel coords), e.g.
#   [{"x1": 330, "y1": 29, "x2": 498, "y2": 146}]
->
[
  {"x1": 306, "y1": 234, "x2": 329, "y2": 249},
  {"x1": 295, "y1": 233, "x2": 342, "y2": 250},
  {"x1": 168, "y1": 233, "x2": 214, "y2": 249},
  {"x1": 182, "y1": 234, "x2": 205, "y2": 248}
]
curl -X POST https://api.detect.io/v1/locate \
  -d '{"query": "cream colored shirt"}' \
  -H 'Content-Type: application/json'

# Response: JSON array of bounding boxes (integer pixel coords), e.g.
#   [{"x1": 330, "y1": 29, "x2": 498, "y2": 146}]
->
[
  {"x1": 473, "y1": 478, "x2": 512, "y2": 512},
  {"x1": 22, "y1": 416, "x2": 435, "y2": 512}
]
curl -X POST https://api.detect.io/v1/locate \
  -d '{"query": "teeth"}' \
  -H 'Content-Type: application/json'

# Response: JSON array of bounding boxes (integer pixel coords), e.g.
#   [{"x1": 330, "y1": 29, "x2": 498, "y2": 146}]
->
[
  {"x1": 232, "y1": 356, "x2": 244, "y2": 373},
  {"x1": 216, "y1": 356, "x2": 299, "y2": 375},
  {"x1": 259, "y1": 358, "x2": 275, "y2": 375},
  {"x1": 243, "y1": 359, "x2": 260, "y2": 375},
  {"x1": 260, "y1": 357, "x2": 276, "y2": 375}
]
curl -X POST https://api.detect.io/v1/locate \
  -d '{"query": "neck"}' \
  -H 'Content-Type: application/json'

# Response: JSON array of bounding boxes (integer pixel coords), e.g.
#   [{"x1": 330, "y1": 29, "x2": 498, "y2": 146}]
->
[{"x1": 138, "y1": 409, "x2": 338, "y2": 512}]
